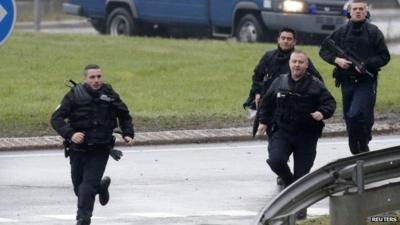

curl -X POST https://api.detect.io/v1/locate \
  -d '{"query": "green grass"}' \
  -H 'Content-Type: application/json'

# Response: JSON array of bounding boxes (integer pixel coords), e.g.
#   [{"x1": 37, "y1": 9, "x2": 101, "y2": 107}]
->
[{"x1": 0, "y1": 32, "x2": 399, "y2": 136}]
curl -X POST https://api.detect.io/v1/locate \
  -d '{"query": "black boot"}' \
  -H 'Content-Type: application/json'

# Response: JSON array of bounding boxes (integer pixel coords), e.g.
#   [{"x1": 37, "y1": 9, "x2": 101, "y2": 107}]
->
[
  {"x1": 358, "y1": 138, "x2": 370, "y2": 153},
  {"x1": 277, "y1": 177, "x2": 286, "y2": 192},
  {"x1": 99, "y1": 176, "x2": 111, "y2": 206},
  {"x1": 281, "y1": 177, "x2": 294, "y2": 191},
  {"x1": 349, "y1": 136, "x2": 360, "y2": 155},
  {"x1": 76, "y1": 218, "x2": 91, "y2": 225}
]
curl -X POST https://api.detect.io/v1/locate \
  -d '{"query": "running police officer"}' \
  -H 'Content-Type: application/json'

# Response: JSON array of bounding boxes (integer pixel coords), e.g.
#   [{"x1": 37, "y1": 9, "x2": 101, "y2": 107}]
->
[
  {"x1": 243, "y1": 27, "x2": 322, "y2": 111},
  {"x1": 244, "y1": 27, "x2": 324, "y2": 186},
  {"x1": 257, "y1": 50, "x2": 335, "y2": 219},
  {"x1": 257, "y1": 50, "x2": 336, "y2": 189},
  {"x1": 319, "y1": 0, "x2": 390, "y2": 154},
  {"x1": 51, "y1": 64, "x2": 135, "y2": 225}
]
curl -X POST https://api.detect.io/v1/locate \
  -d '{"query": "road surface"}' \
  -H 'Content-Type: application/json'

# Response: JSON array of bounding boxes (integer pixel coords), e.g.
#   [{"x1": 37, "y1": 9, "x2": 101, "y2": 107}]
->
[{"x1": 1, "y1": 135, "x2": 400, "y2": 225}]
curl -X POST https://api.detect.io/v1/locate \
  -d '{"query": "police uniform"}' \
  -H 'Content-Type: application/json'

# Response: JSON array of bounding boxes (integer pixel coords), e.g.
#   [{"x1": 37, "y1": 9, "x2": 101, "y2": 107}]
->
[
  {"x1": 51, "y1": 83, "x2": 134, "y2": 225},
  {"x1": 259, "y1": 73, "x2": 336, "y2": 186},
  {"x1": 243, "y1": 47, "x2": 322, "y2": 110},
  {"x1": 319, "y1": 20, "x2": 390, "y2": 154}
]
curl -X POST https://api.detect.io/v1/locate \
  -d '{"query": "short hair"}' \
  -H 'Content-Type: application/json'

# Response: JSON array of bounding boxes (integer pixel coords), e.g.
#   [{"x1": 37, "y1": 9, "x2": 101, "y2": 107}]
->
[
  {"x1": 349, "y1": 0, "x2": 368, "y2": 9},
  {"x1": 83, "y1": 64, "x2": 101, "y2": 75},
  {"x1": 351, "y1": 0, "x2": 367, "y2": 4},
  {"x1": 278, "y1": 27, "x2": 297, "y2": 40},
  {"x1": 290, "y1": 49, "x2": 309, "y2": 64}
]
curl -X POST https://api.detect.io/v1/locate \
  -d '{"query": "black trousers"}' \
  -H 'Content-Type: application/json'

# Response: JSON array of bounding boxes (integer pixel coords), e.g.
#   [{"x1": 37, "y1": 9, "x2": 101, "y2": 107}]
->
[
  {"x1": 267, "y1": 129, "x2": 318, "y2": 186},
  {"x1": 341, "y1": 79, "x2": 376, "y2": 154},
  {"x1": 69, "y1": 146, "x2": 109, "y2": 221}
]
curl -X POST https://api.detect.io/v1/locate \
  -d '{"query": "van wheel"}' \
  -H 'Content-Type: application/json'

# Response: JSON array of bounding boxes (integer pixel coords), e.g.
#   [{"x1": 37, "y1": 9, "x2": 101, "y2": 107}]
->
[
  {"x1": 106, "y1": 8, "x2": 136, "y2": 36},
  {"x1": 236, "y1": 14, "x2": 265, "y2": 43}
]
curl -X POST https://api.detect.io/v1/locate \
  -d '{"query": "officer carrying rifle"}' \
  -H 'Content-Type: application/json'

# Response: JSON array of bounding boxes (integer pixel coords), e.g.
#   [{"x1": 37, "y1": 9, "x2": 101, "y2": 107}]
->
[{"x1": 319, "y1": 0, "x2": 390, "y2": 155}]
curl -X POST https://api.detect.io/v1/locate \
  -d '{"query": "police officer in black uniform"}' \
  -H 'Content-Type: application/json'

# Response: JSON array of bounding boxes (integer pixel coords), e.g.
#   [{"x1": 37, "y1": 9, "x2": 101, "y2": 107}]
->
[
  {"x1": 319, "y1": 0, "x2": 390, "y2": 154},
  {"x1": 257, "y1": 50, "x2": 335, "y2": 219},
  {"x1": 51, "y1": 64, "x2": 135, "y2": 225},
  {"x1": 258, "y1": 50, "x2": 336, "y2": 187},
  {"x1": 243, "y1": 27, "x2": 322, "y2": 111},
  {"x1": 244, "y1": 27, "x2": 323, "y2": 186}
]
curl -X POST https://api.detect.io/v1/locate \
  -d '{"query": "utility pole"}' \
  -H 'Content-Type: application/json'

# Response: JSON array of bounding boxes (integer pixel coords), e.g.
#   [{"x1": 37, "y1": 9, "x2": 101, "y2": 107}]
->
[{"x1": 33, "y1": 0, "x2": 41, "y2": 31}]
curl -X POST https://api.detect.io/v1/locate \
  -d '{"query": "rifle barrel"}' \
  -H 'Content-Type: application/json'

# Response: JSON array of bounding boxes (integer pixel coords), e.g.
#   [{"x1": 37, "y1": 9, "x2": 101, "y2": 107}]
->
[{"x1": 327, "y1": 39, "x2": 374, "y2": 79}]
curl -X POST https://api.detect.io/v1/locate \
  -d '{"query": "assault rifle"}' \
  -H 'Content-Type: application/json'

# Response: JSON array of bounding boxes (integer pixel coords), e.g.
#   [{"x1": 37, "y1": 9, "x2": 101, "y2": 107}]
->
[
  {"x1": 326, "y1": 39, "x2": 374, "y2": 79},
  {"x1": 64, "y1": 79, "x2": 78, "y2": 87}
]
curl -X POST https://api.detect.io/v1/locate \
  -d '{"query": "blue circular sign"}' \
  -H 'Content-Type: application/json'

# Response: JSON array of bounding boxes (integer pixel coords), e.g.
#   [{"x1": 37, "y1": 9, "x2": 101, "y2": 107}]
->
[{"x1": 0, "y1": 0, "x2": 16, "y2": 46}]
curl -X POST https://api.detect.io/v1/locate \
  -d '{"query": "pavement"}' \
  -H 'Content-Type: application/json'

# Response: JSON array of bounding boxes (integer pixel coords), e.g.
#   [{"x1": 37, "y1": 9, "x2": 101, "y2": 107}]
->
[{"x1": 1, "y1": 120, "x2": 400, "y2": 151}]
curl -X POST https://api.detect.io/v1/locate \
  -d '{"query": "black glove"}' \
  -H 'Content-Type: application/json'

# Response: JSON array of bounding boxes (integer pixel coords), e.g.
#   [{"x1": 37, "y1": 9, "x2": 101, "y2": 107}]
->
[{"x1": 110, "y1": 149, "x2": 123, "y2": 161}]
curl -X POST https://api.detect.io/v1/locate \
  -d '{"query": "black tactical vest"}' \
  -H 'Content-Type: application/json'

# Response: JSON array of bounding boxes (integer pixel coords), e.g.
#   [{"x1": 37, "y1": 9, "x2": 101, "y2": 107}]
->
[
  {"x1": 336, "y1": 21, "x2": 378, "y2": 80},
  {"x1": 69, "y1": 84, "x2": 117, "y2": 144},
  {"x1": 261, "y1": 49, "x2": 292, "y2": 94},
  {"x1": 273, "y1": 74, "x2": 324, "y2": 134}
]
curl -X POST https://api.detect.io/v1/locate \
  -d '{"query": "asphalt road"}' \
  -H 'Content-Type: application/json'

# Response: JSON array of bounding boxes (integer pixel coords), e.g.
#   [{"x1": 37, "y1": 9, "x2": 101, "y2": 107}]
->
[{"x1": 1, "y1": 135, "x2": 400, "y2": 225}]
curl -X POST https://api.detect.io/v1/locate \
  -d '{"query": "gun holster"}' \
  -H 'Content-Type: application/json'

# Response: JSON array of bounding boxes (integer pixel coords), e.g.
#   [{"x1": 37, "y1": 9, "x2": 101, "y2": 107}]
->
[
  {"x1": 333, "y1": 68, "x2": 342, "y2": 88},
  {"x1": 63, "y1": 139, "x2": 71, "y2": 158}
]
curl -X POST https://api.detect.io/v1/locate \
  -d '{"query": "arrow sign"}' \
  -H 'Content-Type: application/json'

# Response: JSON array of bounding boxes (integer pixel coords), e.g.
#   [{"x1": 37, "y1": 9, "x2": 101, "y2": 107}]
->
[
  {"x1": 0, "y1": 0, "x2": 16, "y2": 46},
  {"x1": 0, "y1": 4, "x2": 7, "y2": 23}
]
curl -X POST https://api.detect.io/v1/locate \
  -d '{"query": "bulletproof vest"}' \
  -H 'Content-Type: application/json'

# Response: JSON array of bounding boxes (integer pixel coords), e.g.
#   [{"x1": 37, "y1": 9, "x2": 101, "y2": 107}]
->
[
  {"x1": 273, "y1": 74, "x2": 321, "y2": 133},
  {"x1": 343, "y1": 22, "x2": 373, "y2": 60},
  {"x1": 339, "y1": 21, "x2": 377, "y2": 78},
  {"x1": 69, "y1": 84, "x2": 117, "y2": 144},
  {"x1": 262, "y1": 50, "x2": 291, "y2": 92}
]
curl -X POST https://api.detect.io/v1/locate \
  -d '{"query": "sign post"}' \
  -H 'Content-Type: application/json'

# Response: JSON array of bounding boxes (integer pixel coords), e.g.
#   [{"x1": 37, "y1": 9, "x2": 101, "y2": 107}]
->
[{"x1": 0, "y1": 0, "x2": 16, "y2": 46}]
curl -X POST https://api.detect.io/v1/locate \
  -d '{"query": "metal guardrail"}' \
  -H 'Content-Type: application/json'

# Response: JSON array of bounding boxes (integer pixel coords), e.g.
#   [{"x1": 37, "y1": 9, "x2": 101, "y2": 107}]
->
[{"x1": 254, "y1": 145, "x2": 400, "y2": 225}]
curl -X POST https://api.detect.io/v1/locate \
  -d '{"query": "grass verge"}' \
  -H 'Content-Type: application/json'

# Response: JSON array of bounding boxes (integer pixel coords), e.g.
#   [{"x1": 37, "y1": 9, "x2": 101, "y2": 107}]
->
[{"x1": 0, "y1": 32, "x2": 399, "y2": 137}]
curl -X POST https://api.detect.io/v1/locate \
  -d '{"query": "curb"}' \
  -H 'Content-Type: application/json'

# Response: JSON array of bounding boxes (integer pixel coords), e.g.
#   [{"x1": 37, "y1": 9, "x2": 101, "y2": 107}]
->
[
  {"x1": 15, "y1": 20, "x2": 90, "y2": 29},
  {"x1": 1, "y1": 121, "x2": 400, "y2": 151}
]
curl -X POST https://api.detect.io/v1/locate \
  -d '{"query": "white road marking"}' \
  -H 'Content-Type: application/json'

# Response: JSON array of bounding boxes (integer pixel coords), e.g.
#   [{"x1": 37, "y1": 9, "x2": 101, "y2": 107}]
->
[
  {"x1": 0, "y1": 218, "x2": 17, "y2": 223},
  {"x1": 1, "y1": 137, "x2": 399, "y2": 159},
  {"x1": 122, "y1": 210, "x2": 258, "y2": 218},
  {"x1": 196, "y1": 210, "x2": 257, "y2": 217},
  {"x1": 41, "y1": 214, "x2": 75, "y2": 220},
  {"x1": 123, "y1": 212, "x2": 186, "y2": 218},
  {"x1": 0, "y1": 208, "x2": 327, "y2": 223},
  {"x1": 42, "y1": 215, "x2": 104, "y2": 220},
  {"x1": 15, "y1": 211, "x2": 260, "y2": 222}
]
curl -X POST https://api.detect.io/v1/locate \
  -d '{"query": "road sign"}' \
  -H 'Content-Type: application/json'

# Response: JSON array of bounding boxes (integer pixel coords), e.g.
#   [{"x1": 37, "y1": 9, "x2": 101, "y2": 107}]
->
[{"x1": 0, "y1": 0, "x2": 16, "y2": 46}]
